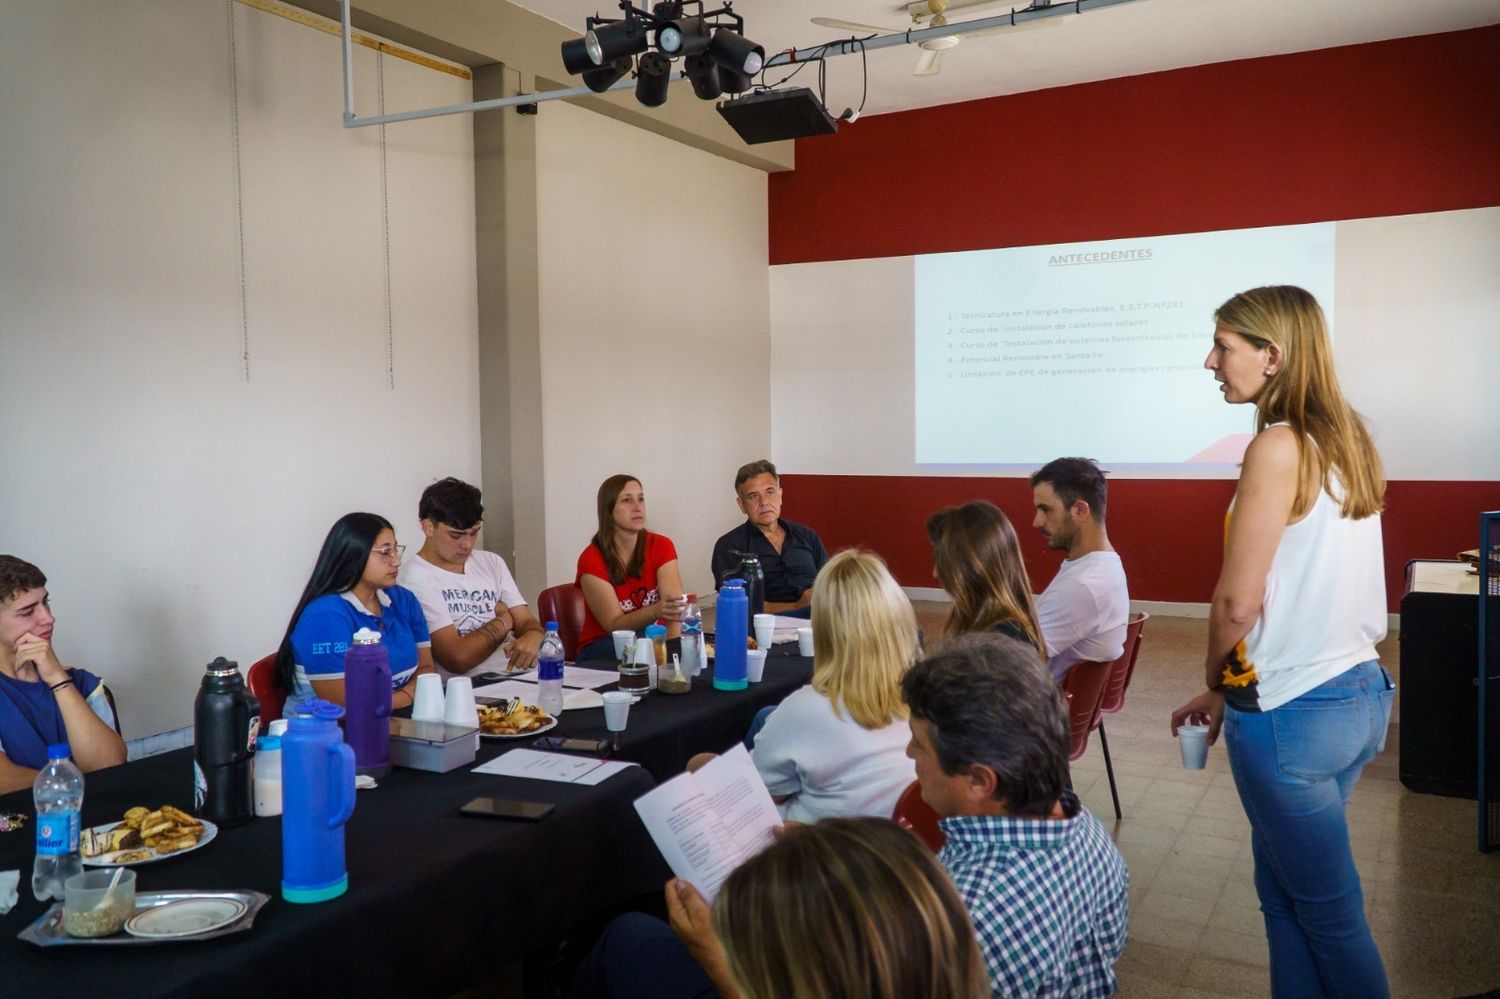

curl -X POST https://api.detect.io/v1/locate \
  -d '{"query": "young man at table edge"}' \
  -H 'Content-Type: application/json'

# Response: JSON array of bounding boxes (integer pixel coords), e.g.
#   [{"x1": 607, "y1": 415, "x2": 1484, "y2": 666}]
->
[
  {"x1": 0, "y1": 556, "x2": 125, "y2": 795},
  {"x1": 398, "y1": 478, "x2": 545, "y2": 677},
  {"x1": 709, "y1": 459, "x2": 828, "y2": 614}
]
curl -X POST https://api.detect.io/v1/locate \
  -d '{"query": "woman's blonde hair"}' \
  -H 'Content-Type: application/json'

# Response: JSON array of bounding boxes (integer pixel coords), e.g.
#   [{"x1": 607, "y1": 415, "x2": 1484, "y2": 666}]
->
[
  {"x1": 926, "y1": 501, "x2": 1043, "y2": 650},
  {"x1": 809, "y1": 549, "x2": 918, "y2": 729},
  {"x1": 1215, "y1": 286, "x2": 1385, "y2": 519},
  {"x1": 714, "y1": 818, "x2": 989, "y2": 999}
]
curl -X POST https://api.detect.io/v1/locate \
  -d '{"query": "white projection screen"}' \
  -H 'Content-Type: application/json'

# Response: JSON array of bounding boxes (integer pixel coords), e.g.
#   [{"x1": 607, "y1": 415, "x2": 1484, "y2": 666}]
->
[{"x1": 770, "y1": 207, "x2": 1500, "y2": 481}]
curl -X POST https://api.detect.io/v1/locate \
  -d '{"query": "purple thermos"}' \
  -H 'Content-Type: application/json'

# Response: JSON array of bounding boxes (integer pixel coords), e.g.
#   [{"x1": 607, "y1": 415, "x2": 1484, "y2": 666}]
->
[
  {"x1": 281, "y1": 699, "x2": 355, "y2": 903},
  {"x1": 343, "y1": 627, "x2": 392, "y2": 779}
]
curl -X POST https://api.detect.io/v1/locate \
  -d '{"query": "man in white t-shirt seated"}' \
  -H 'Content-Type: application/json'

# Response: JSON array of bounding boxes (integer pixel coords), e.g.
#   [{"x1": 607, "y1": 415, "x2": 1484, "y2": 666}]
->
[
  {"x1": 1029, "y1": 458, "x2": 1129, "y2": 682},
  {"x1": 398, "y1": 478, "x2": 545, "y2": 677}
]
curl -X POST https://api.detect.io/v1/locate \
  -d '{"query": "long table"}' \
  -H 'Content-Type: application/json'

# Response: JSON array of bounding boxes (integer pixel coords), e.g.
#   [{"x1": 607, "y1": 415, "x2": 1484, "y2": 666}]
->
[{"x1": 0, "y1": 651, "x2": 813, "y2": 994}]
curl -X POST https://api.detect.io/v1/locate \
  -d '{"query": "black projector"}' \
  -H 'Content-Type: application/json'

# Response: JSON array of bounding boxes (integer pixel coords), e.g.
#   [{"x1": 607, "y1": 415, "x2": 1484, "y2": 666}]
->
[{"x1": 717, "y1": 87, "x2": 838, "y2": 145}]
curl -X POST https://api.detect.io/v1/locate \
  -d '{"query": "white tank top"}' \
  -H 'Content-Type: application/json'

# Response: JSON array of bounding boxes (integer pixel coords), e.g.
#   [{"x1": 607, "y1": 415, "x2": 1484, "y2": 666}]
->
[{"x1": 1220, "y1": 462, "x2": 1387, "y2": 713}]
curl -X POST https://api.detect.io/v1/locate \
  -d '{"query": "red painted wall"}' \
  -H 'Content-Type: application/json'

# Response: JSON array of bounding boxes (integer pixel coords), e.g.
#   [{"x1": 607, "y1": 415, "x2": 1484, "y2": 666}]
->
[{"x1": 767, "y1": 27, "x2": 1500, "y2": 609}]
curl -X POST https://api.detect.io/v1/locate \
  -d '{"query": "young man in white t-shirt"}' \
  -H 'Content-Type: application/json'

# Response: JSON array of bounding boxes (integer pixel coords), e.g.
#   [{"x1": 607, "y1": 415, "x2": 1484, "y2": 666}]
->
[
  {"x1": 398, "y1": 478, "x2": 545, "y2": 678},
  {"x1": 1030, "y1": 458, "x2": 1129, "y2": 682}
]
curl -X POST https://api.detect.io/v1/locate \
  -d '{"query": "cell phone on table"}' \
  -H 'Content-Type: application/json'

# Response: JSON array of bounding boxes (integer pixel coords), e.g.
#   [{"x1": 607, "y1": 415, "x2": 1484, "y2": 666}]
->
[
  {"x1": 459, "y1": 796, "x2": 555, "y2": 821},
  {"x1": 536, "y1": 736, "x2": 611, "y2": 754}
]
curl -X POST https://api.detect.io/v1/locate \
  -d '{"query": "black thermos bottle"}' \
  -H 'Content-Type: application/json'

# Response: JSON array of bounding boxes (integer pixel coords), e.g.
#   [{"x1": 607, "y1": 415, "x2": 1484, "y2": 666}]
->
[
  {"x1": 738, "y1": 555, "x2": 765, "y2": 630},
  {"x1": 193, "y1": 657, "x2": 260, "y2": 827}
]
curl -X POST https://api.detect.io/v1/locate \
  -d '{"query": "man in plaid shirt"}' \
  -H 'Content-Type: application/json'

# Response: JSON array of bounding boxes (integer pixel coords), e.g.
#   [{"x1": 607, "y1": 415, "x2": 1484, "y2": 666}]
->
[{"x1": 902, "y1": 634, "x2": 1129, "y2": 997}]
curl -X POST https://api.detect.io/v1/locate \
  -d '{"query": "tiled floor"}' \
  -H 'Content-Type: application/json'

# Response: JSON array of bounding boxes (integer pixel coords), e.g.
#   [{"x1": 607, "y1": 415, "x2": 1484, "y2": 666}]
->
[{"x1": 1003, "y1": 612, "x2": 1500, "y2": 999}]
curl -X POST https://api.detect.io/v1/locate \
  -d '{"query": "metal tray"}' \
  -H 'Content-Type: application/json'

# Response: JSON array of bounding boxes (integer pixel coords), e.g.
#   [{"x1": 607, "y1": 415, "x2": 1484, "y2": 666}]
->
[{"x1": 18, "y1": 889, "x2": 271, "y2": 947}]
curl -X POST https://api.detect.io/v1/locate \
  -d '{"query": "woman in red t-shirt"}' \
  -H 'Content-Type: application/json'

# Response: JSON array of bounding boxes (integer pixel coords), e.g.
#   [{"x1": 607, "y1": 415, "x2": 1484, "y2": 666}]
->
[{"x1": 574, "y1": 474, "x2": 686, "y2": 661}]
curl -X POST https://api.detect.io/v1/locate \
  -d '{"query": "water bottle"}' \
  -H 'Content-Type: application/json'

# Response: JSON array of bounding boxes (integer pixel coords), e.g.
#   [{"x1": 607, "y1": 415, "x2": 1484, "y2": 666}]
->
[
  {"x1": 32, "y1": 744, "x2": 84, "y2": 901},
  {"x1": 282, "y1": 699, "x2": 356, "y2": 904},
  {"x1": 538, "y1": 622, "x2": 566, "y2": 716},
  {"x1": 738, "y1": 555, "x2": 765, "y2": 628},
  {"x1": 343, "y1": 628, "x2": 393, "y2": 779},
  {"x1": 681, "y1": 594, "x2": 704, "y2": 677},
  {"x1": 194, "y1": 657, "x2": 260, "y2": 827},
  {"x1": 714, "y1": 579, "x2": 749, "y2": 691}
]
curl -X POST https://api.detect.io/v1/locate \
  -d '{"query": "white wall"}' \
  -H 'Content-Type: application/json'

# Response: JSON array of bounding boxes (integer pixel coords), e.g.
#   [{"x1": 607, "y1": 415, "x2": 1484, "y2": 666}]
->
[
  {"x1": 769, "y1": 208, "x2": 1500, "y2": 481},
  {"x1": 0, "y1": 1, "x2": 479, "y2": 737},
  {"x1": 534, "y1": 101, "x2": 771, "y2": 598}
]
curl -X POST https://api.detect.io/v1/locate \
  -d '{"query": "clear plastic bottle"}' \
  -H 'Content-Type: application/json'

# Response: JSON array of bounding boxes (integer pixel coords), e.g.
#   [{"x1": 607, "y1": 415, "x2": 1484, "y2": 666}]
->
[
  {"x1": 681, "y1": 594, "x2": 704, "y2": 677},
  {"x1": 537, "y1": 622, "x2": 566, "y2": 717},
  {"x1": 32, "y1": 743, "x2": 84, "y2": 901}
]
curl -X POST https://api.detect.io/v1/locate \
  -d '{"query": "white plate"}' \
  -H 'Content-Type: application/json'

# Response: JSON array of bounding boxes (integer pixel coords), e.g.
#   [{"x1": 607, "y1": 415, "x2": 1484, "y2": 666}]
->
[
  {"x1": 480, "y1": 715, "x2": 558, "y2": 740},
  {"x1": 124, "y1": 896, "x2": 247, "y2": 939},
  {"x1": 81, "y1": 818, "x2": 218, "y2": 867}
]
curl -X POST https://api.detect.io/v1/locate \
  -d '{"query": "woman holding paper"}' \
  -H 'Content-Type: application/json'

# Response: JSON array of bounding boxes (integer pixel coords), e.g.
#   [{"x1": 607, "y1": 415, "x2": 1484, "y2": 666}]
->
[
  {"x1": 574, "y1": 474, "x2": 686, "y2": 662},
  {"x1": 926, "y1": 500, "x2": 1043, "y2": 652},
  {"x1": 1170, "y1": 286, "x2": 1392, "y2": 997},
  {"x1": 747, "y1": 550, "x2": 918, "y2": 823}
]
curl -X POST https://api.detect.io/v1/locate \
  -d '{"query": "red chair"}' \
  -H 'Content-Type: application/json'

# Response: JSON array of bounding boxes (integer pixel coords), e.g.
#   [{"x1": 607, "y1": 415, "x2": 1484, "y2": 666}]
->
[
  {"x1": 1062, "y1": 658, "x2": 1112, "y2": 765},
  {"x1": 537, "y1": 584, "x2": 588, "y2": 661},
  {"x1": 246, "y1": 652, "x2": 286, "y2": 726},
  {"x1": 1093, "y1": 613, "x2": 1148, "y2": 821},
  {"x1": 892, "y1": 780, "x2": 946, "y2": 852}
]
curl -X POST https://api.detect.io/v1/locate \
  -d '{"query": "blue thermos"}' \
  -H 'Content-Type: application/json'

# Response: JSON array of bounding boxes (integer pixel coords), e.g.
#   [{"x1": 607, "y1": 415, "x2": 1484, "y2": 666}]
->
[
  {"x1": 343, "y1": 628, "x2": 392, "y2": 779},
  {"x1": 714, "y1": 579, "x2": 749, "y2": 691},
  {"x1": 281, "y1": 699, "x2": 356, "y2": 904}
]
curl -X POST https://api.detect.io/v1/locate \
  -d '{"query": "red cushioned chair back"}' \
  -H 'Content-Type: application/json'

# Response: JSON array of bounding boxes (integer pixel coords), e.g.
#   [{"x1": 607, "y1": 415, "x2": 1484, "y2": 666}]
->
[
  {"x1": 247, "y1": 652, "x2": 285, "y2": 725},
  {"x1": 1062, "y1": 658, "x2": 1111, "y2": 761},
  {"x1": 537, "y1": 584, "x2": 587, "y2": 661},
  {"x1": 1099, "y1": 612, "x2": 1149, "y2": 717},
  {"x1": 892, "y1": 780, "x2": 946, "y2": 852}
]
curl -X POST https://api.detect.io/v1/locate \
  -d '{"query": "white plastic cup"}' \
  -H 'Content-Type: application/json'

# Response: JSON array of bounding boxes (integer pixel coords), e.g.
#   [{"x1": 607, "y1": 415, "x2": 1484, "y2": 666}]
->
[
  {"x1": 602, "y1": 690, "x2": 632, "y2": 732},
  {"x1": 443, "y1": 676, "x2": 478, "y2": 727},
  {"x1": 1178, "y1": 724, "x2": 1210, "y2": 769},
  {"x1": 612, "y1": 630, "x2": 636, "y2": 660},
  {"x1": 753, "y1": 614, "x2": 776, "y2": 650},
  {"x1": 797, "y1": 627, "x2": 814, "y2": 657},
  {"x1": 746, "y1": 649, "x2": 768, "y2": 683},
  {"x1": 411, "y1": 673, "x2": 446, "y2": 722}
]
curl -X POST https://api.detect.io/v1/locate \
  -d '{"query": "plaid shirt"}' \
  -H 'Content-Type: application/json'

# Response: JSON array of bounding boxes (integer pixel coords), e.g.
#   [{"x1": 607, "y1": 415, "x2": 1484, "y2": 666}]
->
[{"x1": 939, "y1": 794, "x2": 1128, "y2": 997}]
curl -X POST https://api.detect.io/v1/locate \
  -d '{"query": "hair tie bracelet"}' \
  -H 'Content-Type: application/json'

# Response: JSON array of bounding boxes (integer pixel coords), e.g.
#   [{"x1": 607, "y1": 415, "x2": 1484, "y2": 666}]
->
[{"x1": 49, "y1": 679, "x2": 72, "y2": 693}]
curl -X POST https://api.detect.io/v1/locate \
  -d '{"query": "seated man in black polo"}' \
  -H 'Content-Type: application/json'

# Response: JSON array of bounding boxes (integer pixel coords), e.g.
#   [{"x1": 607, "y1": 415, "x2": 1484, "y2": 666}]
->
[{"x1": 709, "y1": 459, "x2": 828, "y2": 614}]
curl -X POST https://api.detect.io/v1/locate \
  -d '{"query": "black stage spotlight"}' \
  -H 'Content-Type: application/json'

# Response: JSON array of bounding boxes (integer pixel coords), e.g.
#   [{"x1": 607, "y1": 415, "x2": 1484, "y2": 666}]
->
[
  {"x1": 708, "y1": 28, "x2": 764, "y2": 78},
  {"x1": 582, "y1": 56, "x2": 632, "y2": 93},
  {"x1": 657, "y1": 15, "x2": 710, "y2": 58},
  {"x1": 561, "y1": 35, "x2": 597, "y2": 75},
  {"x1": 718, "y1": 63, "x2": 753, "y2": 94},
  {"x1": 587, "y1": 18, "x2": 648, "y2": 64},
  {"x1": 635, "y1": 51, "x2": 672, "y2": 107},
  {"x1": 685, "y1": 53, "x2": 722, "y2": 100}
]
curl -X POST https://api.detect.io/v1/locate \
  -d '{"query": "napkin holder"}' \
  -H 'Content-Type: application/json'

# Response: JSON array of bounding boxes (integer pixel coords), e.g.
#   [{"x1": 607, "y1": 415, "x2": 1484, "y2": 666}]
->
[{"x1": 388, "y1": 717, "x2": 478, "y2": 773}]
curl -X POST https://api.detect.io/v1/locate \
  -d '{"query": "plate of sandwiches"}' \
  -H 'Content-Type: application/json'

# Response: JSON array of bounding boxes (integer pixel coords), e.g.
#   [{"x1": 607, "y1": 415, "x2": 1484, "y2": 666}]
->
[{"x1": 80, "y1": 805, "x2": 217, "y2": 866}]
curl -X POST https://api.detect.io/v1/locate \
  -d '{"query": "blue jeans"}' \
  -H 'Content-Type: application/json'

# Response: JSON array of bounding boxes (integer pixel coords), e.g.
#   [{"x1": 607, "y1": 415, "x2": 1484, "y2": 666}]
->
[{"x1": 1224, "y1": 659, "x2": 1395, "y2": 999}]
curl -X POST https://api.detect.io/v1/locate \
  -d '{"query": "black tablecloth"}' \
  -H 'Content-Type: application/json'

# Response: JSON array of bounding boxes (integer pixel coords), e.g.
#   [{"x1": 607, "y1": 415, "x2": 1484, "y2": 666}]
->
[{"x1": 0, "y1": 652, "x2": 813, "y2": 994}]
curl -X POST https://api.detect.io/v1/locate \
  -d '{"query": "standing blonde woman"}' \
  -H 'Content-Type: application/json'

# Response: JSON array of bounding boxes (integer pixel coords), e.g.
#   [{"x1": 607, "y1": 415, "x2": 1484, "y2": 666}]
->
[
  {"x1": 926, "y1": 500, "x2": 1043, "y2": 652},
  {"x1": 745, "y1": 549, "x2": 918, "y2": 822},
  {"x1": 1171, "y1": 286, "x2": 1393, "y2": 998}
]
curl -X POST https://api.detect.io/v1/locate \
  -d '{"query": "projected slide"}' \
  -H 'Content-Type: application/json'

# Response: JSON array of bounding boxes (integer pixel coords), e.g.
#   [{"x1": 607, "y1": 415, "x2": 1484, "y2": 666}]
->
[{"x1": 913, "y1": 223, "x2": 1335, "y2": 465}]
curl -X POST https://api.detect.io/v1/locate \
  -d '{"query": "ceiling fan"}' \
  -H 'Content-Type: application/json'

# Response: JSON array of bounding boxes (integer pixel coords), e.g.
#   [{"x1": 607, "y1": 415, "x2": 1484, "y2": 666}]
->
[{"x1": 812, "y1": 0, "x2": 1054, "y2": 77}]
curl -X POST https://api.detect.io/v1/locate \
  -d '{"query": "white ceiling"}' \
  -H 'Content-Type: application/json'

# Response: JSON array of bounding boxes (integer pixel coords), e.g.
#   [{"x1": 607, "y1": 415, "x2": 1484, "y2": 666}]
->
[{"x1": 510, "y1": 0, "x2": 1500, "y2": 117}]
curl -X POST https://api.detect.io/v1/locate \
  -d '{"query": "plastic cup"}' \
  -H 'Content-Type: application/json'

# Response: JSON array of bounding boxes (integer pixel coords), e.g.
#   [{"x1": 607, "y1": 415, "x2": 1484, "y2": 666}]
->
[
  {"x1": 411, "y1": 674, "x2": 445, "y2": 722},
  {"x1": 612, "y1": 630, "x2": 636, "y2": 660},
  {"x1": 1178, "y1": 724, "x2": 1210, "y2": 769},
  {"x1": 746, "y1": 649, "x2": 768, "y2": 683},
  {"x1": 797, "y1": 627, "x2": 814, "y2": 657},
  {"x1": 602, "y1": 690, "x2": 632, "y2": 732},
  {"x1": 753, "y1": 614, "x2": 776, "y2": 650},
  {"x1": 443, "y1": 676, "x2": 478, "y2": 727},
  {"x1": 63, "y1": 868, "x2": 136, "y2": 938}
]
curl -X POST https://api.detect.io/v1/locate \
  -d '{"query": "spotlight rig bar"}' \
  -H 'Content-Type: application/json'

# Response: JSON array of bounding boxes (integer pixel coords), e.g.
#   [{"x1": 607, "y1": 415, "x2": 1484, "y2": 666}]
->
[{"x1": 559, "y1": 1, "x2": 765, "y2": 106}]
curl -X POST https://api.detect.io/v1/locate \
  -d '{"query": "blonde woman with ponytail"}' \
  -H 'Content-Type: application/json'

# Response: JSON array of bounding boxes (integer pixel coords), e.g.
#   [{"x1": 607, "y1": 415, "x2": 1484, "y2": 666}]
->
[{"x1": 1171, "y1": 286, "x2": 1393, "y2": 998}]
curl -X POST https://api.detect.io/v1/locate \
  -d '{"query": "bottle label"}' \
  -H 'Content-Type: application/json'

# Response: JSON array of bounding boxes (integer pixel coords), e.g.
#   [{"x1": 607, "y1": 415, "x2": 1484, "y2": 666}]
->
[
  {"x1": 247, "y1": 715, "x2": 260, "y2": 754},
  {"x1": 194, "y1": 760, "x2": 207, "y2": 811},
  {"x1": 36, "y1": 809, "x2": 79, "y2": 857}
]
